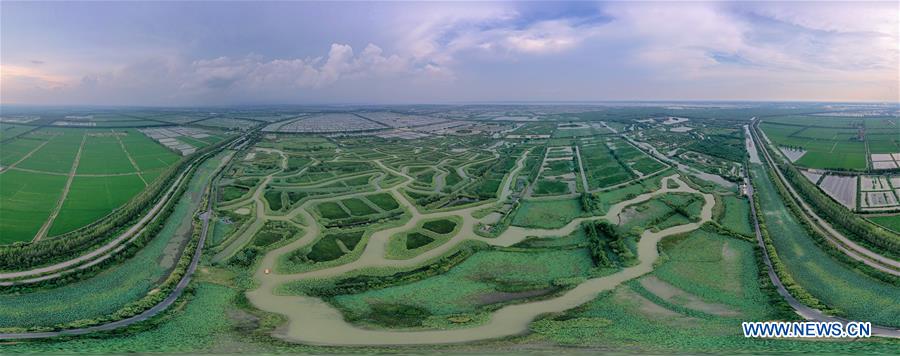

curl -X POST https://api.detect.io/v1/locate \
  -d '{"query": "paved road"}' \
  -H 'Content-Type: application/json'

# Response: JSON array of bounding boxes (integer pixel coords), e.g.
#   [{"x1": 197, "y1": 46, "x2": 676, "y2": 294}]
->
[
  {"x1": 745, "y1": 157, "x2": 900, "y2": 338},
  {"x1": 0, "y1": 168, "x2": 191, "y2": 283}
]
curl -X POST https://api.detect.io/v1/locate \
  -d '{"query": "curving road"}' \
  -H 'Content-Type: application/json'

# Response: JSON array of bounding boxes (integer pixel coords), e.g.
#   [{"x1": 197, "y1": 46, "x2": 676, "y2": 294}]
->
[
  {"x1": 751, "y1": 119, "x2": 900, "y2": 275},
  {"x1": 0, "y1": 168, "x2": 192, "y2": 284},
  {"x1": 0, "y1": 152, "x2": 231, "y2": 340},
  {"x1": 744, "y1": 129, "x2": 900, "y2": 338}
]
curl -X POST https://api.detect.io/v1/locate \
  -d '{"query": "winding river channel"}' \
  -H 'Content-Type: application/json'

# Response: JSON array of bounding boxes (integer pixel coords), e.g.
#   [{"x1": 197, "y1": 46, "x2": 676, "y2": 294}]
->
[{"x1": 237, "y1": 147, "x2": 716, "y2": 345}]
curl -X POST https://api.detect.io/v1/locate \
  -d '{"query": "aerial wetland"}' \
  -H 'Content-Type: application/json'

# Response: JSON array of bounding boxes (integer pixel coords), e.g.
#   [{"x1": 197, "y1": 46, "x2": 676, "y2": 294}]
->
[{"x1": 0, "y1": 105, "x2": 898, "y2": 354}]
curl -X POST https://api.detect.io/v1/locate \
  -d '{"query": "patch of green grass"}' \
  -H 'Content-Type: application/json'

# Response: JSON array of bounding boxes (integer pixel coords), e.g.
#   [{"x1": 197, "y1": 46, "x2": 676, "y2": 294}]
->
[
  {"x1": 422, "y1": 219, "x2": 457, "y2": 235},
  {"x1": 305, "y1": 231, "x2": 365, "y2": 263},
  {"x1": 512, "y1": 198, "x2": 583, "y2": 229},
  {"x1": 220, "y1": 185, "x2": 249, "y2": 202},
  {"x1": 316, "y1": 201, "x2": 350, "y2": 219},
  {"x1": 719, "y1": 196, "x2": 753, "y2": 236},
  {"x1": 341, "y1": 198, "x2": 378, "y2": 216},
  {"x1": 534, "y1": 179, "x2": 570, "y2": 195},
  {"x1": 531, "y1": 284, "x2": 898, "y2": 353},
  {"x1": 264, "y1": 190, "x2": 283, "y2": 211},
  {"x1": 405, "y1": 232, "x2": 435, "y2": 250},
  {"x1": 0, "y1": 283, "x2": 241, "y2": 354},
  {"x1": 655, "y1": 227, "x2": 774, "y2": 318},
  {"x1": 365, "y1": 192, "x2": 399, "y2": 211},
  {"x1": 16, "y1": 130, "x2": 82, "y2": 173},
  {"x1": 868, "y1": 215, "x2": 900, "y2": 233},
  {"x1": 252, "y1": 221, "x2": 300, "y2": 247}
]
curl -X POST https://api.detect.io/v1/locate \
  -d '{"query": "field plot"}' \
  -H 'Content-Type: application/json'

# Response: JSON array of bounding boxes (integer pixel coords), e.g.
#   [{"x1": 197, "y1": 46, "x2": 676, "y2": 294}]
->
[
  {"x1": 870, "y1": 152, "x2": 900, "y2": 170},
  {"x1": 0, "y1": 170, "x2": 67, "y2": 242},
  {"x1": 0, "y1": 135, "x2": 47, "y2": 167},
  {"x1": 512, "y1": 198, "x2": 583, "y2": 229},
  {"x1": 869, "y1": 215, "x2": 900, "y2": 233},
  {"x1": 758, "y1": 116, "x2": 899, "y2": 170},
  {"x1": 0, "y1": 123, "x2": 34, "y2": 140},
  {"x1": 531, "y1": 146, "x2": 577, "y2": 196},
  {"x1": 0, "y1": 127, "x2": 181, "y2": 242},
  {"x1": 48, "y1": 174, "x2": 146, "y2": 235},
  {"x1": 119, "y1": 132, "x2": 181, "y2": 171},
  {"x1": 139, "y1": 127, "x2": 220, "y2": 156},
  {"x1": 818, "y1": 174, "x2": 858, "y2": 209},
  {"x1": 75, "y1": 133, "x2": 139, "y2": 175},
  {"x1": 15, "y1": 129, "x2": 83, "y2": 173},
  {"x1": 800, "y1": 169, "x2": 824, "y2": 184},
  {"x1": 578, "y1": 137, "x2": 664, "y2": 190},
  {"x1": 578, "y1": 141, "x2": 633, "y2": 189}
]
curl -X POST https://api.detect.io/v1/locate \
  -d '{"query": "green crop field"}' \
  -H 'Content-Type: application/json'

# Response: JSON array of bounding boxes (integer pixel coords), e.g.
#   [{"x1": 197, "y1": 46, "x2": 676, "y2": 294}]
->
[
  {"x1": 579, "y1": 142, "x2": 634, "y2": 189},
  {"x1": 75, "y1": 135, "x2": 138, "y2": 175},
  {"x1": 306, "y1": 231, "x2": 365, "y2": 262},
  {"x1": 15, "y1": 130, "x2": 83, "y2": 173},
  {"x1": 0, "y1": 127, "x2": 183, "y2": 240},
  {"x1": 759, "y1": 116, "x2": 897, "y2": 170},
  {"x1": 48, "y1": 174, "x2": 146, "y2": 235},
  {"x1": 0, "y1": 137, "x2": 45, "y2": 166},
  {"x1": 868, "y1": 215, "x2": 900, "y2": 233},
  {"x1": 0, "y1": 170, "x2": 67, "y2": 242}
]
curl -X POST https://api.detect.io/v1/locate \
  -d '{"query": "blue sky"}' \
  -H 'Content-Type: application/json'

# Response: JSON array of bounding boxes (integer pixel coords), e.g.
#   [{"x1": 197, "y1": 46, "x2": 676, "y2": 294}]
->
[{"x1": 1, "y1": 1, "x2": 897, "y2": 105}]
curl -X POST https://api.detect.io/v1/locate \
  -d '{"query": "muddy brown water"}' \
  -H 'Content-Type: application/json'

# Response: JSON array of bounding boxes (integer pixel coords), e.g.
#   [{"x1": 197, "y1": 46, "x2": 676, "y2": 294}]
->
[{"x1": 242, "y1": 149, "x2": 715, "y2": 345}]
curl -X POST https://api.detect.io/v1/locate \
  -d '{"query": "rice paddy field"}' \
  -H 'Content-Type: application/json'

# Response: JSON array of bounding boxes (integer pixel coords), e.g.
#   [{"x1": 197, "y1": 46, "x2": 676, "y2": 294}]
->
[
  {"x1": 760, "y1": 116, "x2": 899, "y2": 170},
  {"x1": 0, "y1": 128, "x2": 185, "y2": 243},
  {"x1": 0, "y1": 152, "x2": 224, "y2": 327}
]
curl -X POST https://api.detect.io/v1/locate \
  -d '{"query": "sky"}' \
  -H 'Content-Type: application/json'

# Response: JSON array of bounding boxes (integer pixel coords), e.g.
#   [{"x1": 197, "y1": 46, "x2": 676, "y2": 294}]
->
[{"x1": 1, "y1": 1, "x2": 897, "y2": 106}]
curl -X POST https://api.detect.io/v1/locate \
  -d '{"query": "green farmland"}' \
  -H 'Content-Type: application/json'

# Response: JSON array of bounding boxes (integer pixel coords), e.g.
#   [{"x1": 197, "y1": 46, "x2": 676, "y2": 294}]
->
[{"x1": 0, "y1": 128, "x2": 182, "y2": 242}]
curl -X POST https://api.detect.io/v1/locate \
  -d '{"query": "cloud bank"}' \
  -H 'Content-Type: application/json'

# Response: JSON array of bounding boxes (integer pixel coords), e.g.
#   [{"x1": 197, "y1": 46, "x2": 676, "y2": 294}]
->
[{"x1": 1, "y1": 1, "x2": 896, "y2": 105}]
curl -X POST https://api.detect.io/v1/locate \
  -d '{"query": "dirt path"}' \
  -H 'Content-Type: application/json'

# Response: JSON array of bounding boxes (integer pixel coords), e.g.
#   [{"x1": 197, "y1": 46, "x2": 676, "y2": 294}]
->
[
  {"x1": 0, "y1": 138, "x2": 53, "y2": 174},
  {"x1": 212, "y1": 148, "x2": 288, "y2": 262},
  {"x1": 242, "y1": 143, "x2": 718, "y2": 345},
  {"x1": 113, "y1": 129, "x2": 148, "y2": 186},
  {"x1": 32, "y1": 135, "x2": 87, "y2": 242},
  {"x1": 574, "y1": 145, "x2": 589, "y2": 192}
]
